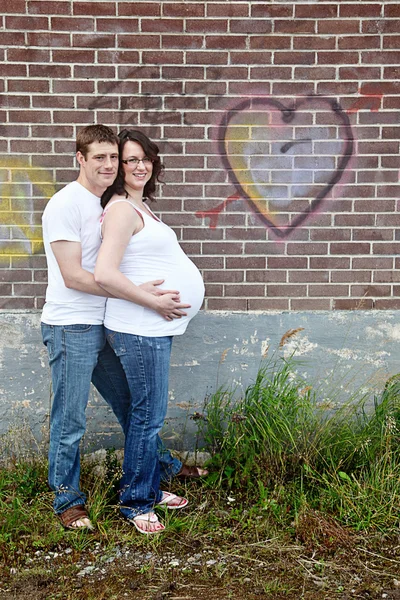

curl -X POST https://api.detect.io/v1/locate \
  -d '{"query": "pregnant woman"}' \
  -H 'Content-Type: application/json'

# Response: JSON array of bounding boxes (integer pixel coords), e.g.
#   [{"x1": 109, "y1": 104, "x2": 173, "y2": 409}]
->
[{"x1": 94, "y1": 129, "x2": 205, "y2": 534}]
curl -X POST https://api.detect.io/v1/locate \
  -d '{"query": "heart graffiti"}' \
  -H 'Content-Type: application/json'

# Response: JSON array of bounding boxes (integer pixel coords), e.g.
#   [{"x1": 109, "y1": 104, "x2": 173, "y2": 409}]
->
[{"x1": 217, "y1": 95, "x2": 354, "y2": 238}]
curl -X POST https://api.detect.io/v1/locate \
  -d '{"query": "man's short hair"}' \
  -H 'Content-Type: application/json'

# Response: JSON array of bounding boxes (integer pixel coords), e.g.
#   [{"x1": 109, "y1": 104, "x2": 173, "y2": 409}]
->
[{"x1": 76, "y1": 124, "x2": 119, "y2": 157}]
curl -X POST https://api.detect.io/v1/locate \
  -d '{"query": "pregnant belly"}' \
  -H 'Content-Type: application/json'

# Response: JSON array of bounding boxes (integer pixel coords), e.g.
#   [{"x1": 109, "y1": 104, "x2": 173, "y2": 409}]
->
[{"x1": 161, "y1": 262, "x2": 205, "y2": 319}]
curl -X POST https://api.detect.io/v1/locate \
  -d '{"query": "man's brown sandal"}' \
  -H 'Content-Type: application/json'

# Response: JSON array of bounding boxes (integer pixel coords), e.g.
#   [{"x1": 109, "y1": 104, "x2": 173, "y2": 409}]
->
[
  {"x1": 176, "y1": 465, "x2": 208, "y2": 479},
  {"x1": 58, "y1": 505, "x2": 94, "y2": 530}
]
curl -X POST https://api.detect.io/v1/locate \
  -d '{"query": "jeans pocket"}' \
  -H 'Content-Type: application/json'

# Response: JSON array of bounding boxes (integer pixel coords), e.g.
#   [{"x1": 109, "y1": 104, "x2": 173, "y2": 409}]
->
[
  {"x1": 105, "y1": 330, "x2": 127, "y2": 357},
  {"x1": 63, "y1": 324, "x2": 93, "y2": 333},
  {"x1": 41, "y1": 323, "x2": 54, "y2": 360}
]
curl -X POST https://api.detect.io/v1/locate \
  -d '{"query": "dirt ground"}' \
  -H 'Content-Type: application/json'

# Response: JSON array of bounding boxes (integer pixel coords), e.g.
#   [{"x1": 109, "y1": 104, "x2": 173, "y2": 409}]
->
[{"x1": 2, "y1": 533, "x2": 400, "y2": 600}]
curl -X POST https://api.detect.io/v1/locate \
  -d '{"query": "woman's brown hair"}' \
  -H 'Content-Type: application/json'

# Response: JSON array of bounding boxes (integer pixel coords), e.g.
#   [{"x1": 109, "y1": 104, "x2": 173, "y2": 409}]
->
[{"x1": 101, "y1": 129, "x2": 164, "y2": 208}]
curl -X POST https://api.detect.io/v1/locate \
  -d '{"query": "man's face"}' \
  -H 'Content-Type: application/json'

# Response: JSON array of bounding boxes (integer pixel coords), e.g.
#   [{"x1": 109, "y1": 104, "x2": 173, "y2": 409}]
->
[{"x1": 76, "y1": 141, "x2": 119, "y2": 196}]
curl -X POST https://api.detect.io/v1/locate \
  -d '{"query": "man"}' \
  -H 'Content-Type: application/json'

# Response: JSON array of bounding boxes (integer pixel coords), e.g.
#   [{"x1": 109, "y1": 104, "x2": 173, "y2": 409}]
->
[{"x1": 41, "y1": 124, "x2": 203, "y2": 530}]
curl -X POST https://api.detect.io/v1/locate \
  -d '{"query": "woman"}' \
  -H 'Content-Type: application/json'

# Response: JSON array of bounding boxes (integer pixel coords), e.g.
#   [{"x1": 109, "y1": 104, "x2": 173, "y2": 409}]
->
[{"x1": 95, "y1": 129, "x2": 205, "y2": 534}]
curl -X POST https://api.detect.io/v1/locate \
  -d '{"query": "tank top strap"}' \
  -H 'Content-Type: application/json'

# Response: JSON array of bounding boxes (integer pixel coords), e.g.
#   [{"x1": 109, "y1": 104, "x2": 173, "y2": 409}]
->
[{"x1": 100, "y1": 198, "x2": 142, "y2": 225}]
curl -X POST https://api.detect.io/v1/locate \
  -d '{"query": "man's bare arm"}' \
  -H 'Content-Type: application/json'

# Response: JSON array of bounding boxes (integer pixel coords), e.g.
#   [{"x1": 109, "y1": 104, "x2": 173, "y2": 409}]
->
[{"x1": 51, "y1": 240, "x2": 110, "y2": 297}]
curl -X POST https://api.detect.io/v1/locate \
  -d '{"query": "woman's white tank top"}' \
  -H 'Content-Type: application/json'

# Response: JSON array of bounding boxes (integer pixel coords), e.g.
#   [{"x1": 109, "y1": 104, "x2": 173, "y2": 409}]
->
[{"x1": 102, "y1": 199, "x2": 205, "y2": 336}]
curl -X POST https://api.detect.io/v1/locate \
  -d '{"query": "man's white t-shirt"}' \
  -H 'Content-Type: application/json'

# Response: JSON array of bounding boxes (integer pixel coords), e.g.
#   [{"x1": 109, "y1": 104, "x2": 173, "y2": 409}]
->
[{"x1": 41, "y1": 180, "x2": 106, "y2": 325}]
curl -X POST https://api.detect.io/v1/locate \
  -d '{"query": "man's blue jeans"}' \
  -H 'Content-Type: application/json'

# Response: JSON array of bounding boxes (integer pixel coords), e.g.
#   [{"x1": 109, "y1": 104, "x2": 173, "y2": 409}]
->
[
  {"x1": 41, "y1": 323, "x2": 181, "y2": 515},
  {"x1": 106, "y1": 329, "x2": 173, "y2": 520}
]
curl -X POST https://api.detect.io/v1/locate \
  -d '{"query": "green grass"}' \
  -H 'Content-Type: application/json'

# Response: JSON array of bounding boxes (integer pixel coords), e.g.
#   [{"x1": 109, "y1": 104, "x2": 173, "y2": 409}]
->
[
  {"x1": 1, "y1": 346, "x2": 400, "y2": 598},
  {"x1": 199, "y1": 355, "x2": 400, "y2": 533}
]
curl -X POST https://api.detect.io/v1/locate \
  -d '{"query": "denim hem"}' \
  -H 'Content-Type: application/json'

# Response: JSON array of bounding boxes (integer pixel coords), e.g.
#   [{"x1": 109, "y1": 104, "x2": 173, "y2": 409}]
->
[{"x1": 55, "y1": 499, "x2": 86, "y2": 516}]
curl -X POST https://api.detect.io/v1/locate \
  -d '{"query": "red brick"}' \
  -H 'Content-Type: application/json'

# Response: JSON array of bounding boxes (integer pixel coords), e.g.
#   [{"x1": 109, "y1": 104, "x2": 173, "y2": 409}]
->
[
  {"x1": 29, "y1": 0, "x2": 71, "y2": 14},
  {"x1": 0, "y1": 31, "x2": 25, "y2": 45},
  {"x1": 53, "y1": 111, "x2": 95, "y2": 124},
  {"x1": 287, "y1": 243, "x2": 328, "y2": 255},
  {"x1": 191, "y1": 256, "x2": 224, "y2": 270},
  {"x1": 250, "y1": 35, "x2": 291, "y2": 50},
  {"x1": 228, "y1": 81, "x2": 271, "y2": 95},
  {"x1": 6, "y1": 15, "x2": 48, "y2": 29},
  {"x1": 204, "y1": 270, "x2": 244, "y2": 283},
  {"x1": 351, "y1": 284, "x2": 391, "y2": 297},
  {"x1": 141, "y1": 81, "x2": 183, "y2": 95},
  {"x1": 226, "y1": 257, "x2": 265, "y2": 269},
  {"x1": 333, "y1": 299, "x2": 374, "y2": 310},
  {"x1": 225, "y1": 284, "x2": 265, "y2": 296},
  {"x1": 2, "y1": 0, "x2": 26, "y2": 12},
  {"x1": 373, "y1": 271, "x2": 400, "y2": 283},
  {"x1": 29, "y1": 64, "x2": 71, "y2": 78},
  {"x1": 248, "y1": 299, "x2": 290, "y2": 310},
  {"x1": 289, "y1": 270, "x2": 329, "y2": 283},
  {"x1": 330, "y1": 242, "x2": 371, "y2": 255},
  {"x1": 74, "y1": 65, "x2": 116, "y2": 78},
  {"x1": 74, "y1": 2, "x2": 115, "y2": 16},
  {"x1": 141, "y1": 18, "x2": 183, "y2": 33},
  {"x1": 162, "y1": 34, "x2": 203, "y2": 49},
  {"x1": 353, "y1": 229, "x2": 394, "y2": 241},
  {"x1": 53, "y1": 49, "x2": 96, "y2": 63},
  {"x1": 319, "y1": 20, "x2": 360, "y2": 34},
  {"x1": 251, "y1": 4, "x2": 292, "y2": 18},
  {"x1": 119, "y1": 2, "x2": 160, "y2": 16},
  {"x1": 10, "y1": 139, "x2": 52, "y2": 153},
  {"x1": 202, "y1": 242, "x2": 243, "y2": 255},
  {"x1": 98, "y1": 50, "x2": 139, "y2": 63},
  {"x1": 163, "y1": 3, "x2": 205, "y2": 17},
  {"x1": 0, "y1": 270, "x2": 32, "y2": 283},
  {"x1": 296, "y1": 4, "x2": 338, "y2": 18},
  {"x1": 186, "y1": 81, "x2": 226, "y2": 95},
  {"x1": 335, "y1": 214, "x2": 375, "y2": 226},
  {"x1": 373, "y1": 243, "x2": 400, "y2": 254},
  {"x1": 268, "y1": 257, "x2": 308, "y2": 269},
  {"x1": 331, "y1": 271, "x2": 372, "y2": 283},
  {"x1": 362, "y1": 50, "x2": 400, "y2": 64},
  {"x1": 118, "y1": 34, "x2": 159, "y2": 48},
  {"x1": 0, "y1": 125, "x2": 29, "y2": 137},
  {"x1": 275, "y1": 52, "x2": 315, "y2": 65},
  {"x1": 318, "y1": 52, "x2": 359, "y2": 65},
  {"x1": 340, "y1": 66, "x2": 381, "y2": 79},
  {"x1": 374, "y1": 299, "x2": 400, "y2": 309},
  {"x1": 294, "y1": 37, "x2": 336, "y2": 50},
  {"x1": 208, "y1": 4, "x2": 249, "y2": 18},
  {"x1": 72, "y1": 33, "x2": 116, "y2": 48},
  {"x1": 230, "y1": 19, "x2": 272, "y2": 34},
  {"x1": 142, "y1": 51, "x2": 183, "y2": 64},
  {"x1": 205, "y1": 36, "x2": 247, "y2": 50},
  {"x1": 8, "y1": 110, "x2": 51, "y2": 123},
  {"x1": 340, "y1": 4, "x2": 382, "y2": 17},
  {"x1": 291, "y1": 299, "x2": 331, "y2": 310},
  {"x1": 13, "y1": 283, "x2": 47, "y2": 296},
  {"x1": 274, "y1": 82, "x2": 316, "y2": 95},
  {"x1": 118, "y1": 65, "x2": 160, "y2": 80},
  {"x1": 97, "y1": 17, "x2": 139, "y2": 32},
  {"x1": 0, "y1": 298, "x2": 35, "y2": 309},
  {"x1": 338, "y1": 36, "x2": 381, "y2": 50},
  {"x1": 163, "y1": 66, "x2": 204, "y2": 79},
  {"x1": 186, "y1": 50, "x2": 228, "y2": 65},
  {"x1": 207, "y1": 298, "x2": 247, "y2": 310},
  {"x1": 164, "y1": 126, "x2": 205, "y2": 140},
  {"x1": 53, "y1": 80, "x2": 94, "y2": 93},
  {"x1": 8, "y1": 48, "x2": 51, "y2": 62},
  {"x1": 377, "y1": 214, "x2": 400, "y2": 226},
  {"x1": 51, "y1": 16, "x2": 95, "y2": 31},
  {"x1": 247, "y1": 270, "x2": 286, "y2": 283},
  {"x1": 275, "y1": 20, "x2": 315, "y2": 34},
  {"x1": 267, "y1": 284, "x2": 307, "y2": 297}
]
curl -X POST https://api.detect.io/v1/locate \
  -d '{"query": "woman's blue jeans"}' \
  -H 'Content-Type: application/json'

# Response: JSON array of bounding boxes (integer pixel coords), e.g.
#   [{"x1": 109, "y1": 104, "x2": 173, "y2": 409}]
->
[
  {"x1": 41, "y1": 323, "x2": 180, "y2": 515},
  {"x1": 105, "y1": 329, "x2": 173, "y2": 520}
]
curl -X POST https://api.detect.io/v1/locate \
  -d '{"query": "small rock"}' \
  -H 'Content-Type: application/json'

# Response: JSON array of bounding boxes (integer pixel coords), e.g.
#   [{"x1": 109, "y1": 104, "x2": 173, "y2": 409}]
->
[
  {"x1": 206, "y1": 559, "x2": 217, "y2": 566},
  {"x1": 64, "y1": 548, "x2": 72, "y2": 554},
  {"x1": 10, "y1": 568, "x2": 17, "y2": 575},
  {"x1": 394, "y1": 579, "x2": 400, "y2": 588},
  {"x1": 169, "y1": 560, "x2": 180, "y2": 567}
]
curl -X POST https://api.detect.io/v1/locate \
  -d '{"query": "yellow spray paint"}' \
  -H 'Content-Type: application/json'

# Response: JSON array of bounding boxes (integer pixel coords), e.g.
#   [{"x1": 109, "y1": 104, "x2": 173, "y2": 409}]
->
[{"x1": 0, "y1": 156, "x2": 55, "y2": 257}]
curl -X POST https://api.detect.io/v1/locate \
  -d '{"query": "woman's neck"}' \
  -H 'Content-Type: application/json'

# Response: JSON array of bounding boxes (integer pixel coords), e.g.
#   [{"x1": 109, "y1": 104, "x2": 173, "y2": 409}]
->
[{"x1": 124, "y1": 185, "x2": 145, "y2": 205}]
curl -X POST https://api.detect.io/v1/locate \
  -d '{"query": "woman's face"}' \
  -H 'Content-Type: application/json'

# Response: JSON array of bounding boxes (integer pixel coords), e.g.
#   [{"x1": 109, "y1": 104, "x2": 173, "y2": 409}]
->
[{"x1": 122, "y1": 140, "x2": 154, "y2": 192}]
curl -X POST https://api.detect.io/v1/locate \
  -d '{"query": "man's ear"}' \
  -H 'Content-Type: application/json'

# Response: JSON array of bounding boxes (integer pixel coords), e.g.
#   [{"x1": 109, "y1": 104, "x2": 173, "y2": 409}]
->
[{"x1": 76, "y1": 151, "x2": 85, "y2": 166}]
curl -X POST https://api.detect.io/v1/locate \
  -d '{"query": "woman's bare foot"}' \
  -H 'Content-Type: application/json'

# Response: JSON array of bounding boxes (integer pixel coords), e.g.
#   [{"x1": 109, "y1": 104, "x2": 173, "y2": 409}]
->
[
  {"x1": 131, "y1": 512, "x2": 165, "y2": 535},
  {"x1": 158, "y1": 491, "x2": 189, "y2": 509}
]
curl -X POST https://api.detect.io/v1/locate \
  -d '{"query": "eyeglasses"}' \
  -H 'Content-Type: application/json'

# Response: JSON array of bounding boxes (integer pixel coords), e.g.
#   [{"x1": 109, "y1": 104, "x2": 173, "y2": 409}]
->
[{"x1": 121, "y1": 157, "x2": 154, "y2": 166}]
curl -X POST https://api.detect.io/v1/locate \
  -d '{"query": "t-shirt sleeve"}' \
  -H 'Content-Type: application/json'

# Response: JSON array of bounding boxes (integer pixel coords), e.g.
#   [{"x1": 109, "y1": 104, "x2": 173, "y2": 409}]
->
[{"x1": 44, "y1": 196, "x2": 81, "y2": 244}]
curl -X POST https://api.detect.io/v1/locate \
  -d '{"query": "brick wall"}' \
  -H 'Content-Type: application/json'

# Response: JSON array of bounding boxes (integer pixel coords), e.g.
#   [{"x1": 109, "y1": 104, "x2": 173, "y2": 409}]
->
[{"x1": 1, "y1": 0, "x2": 399, "y2": 311}]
